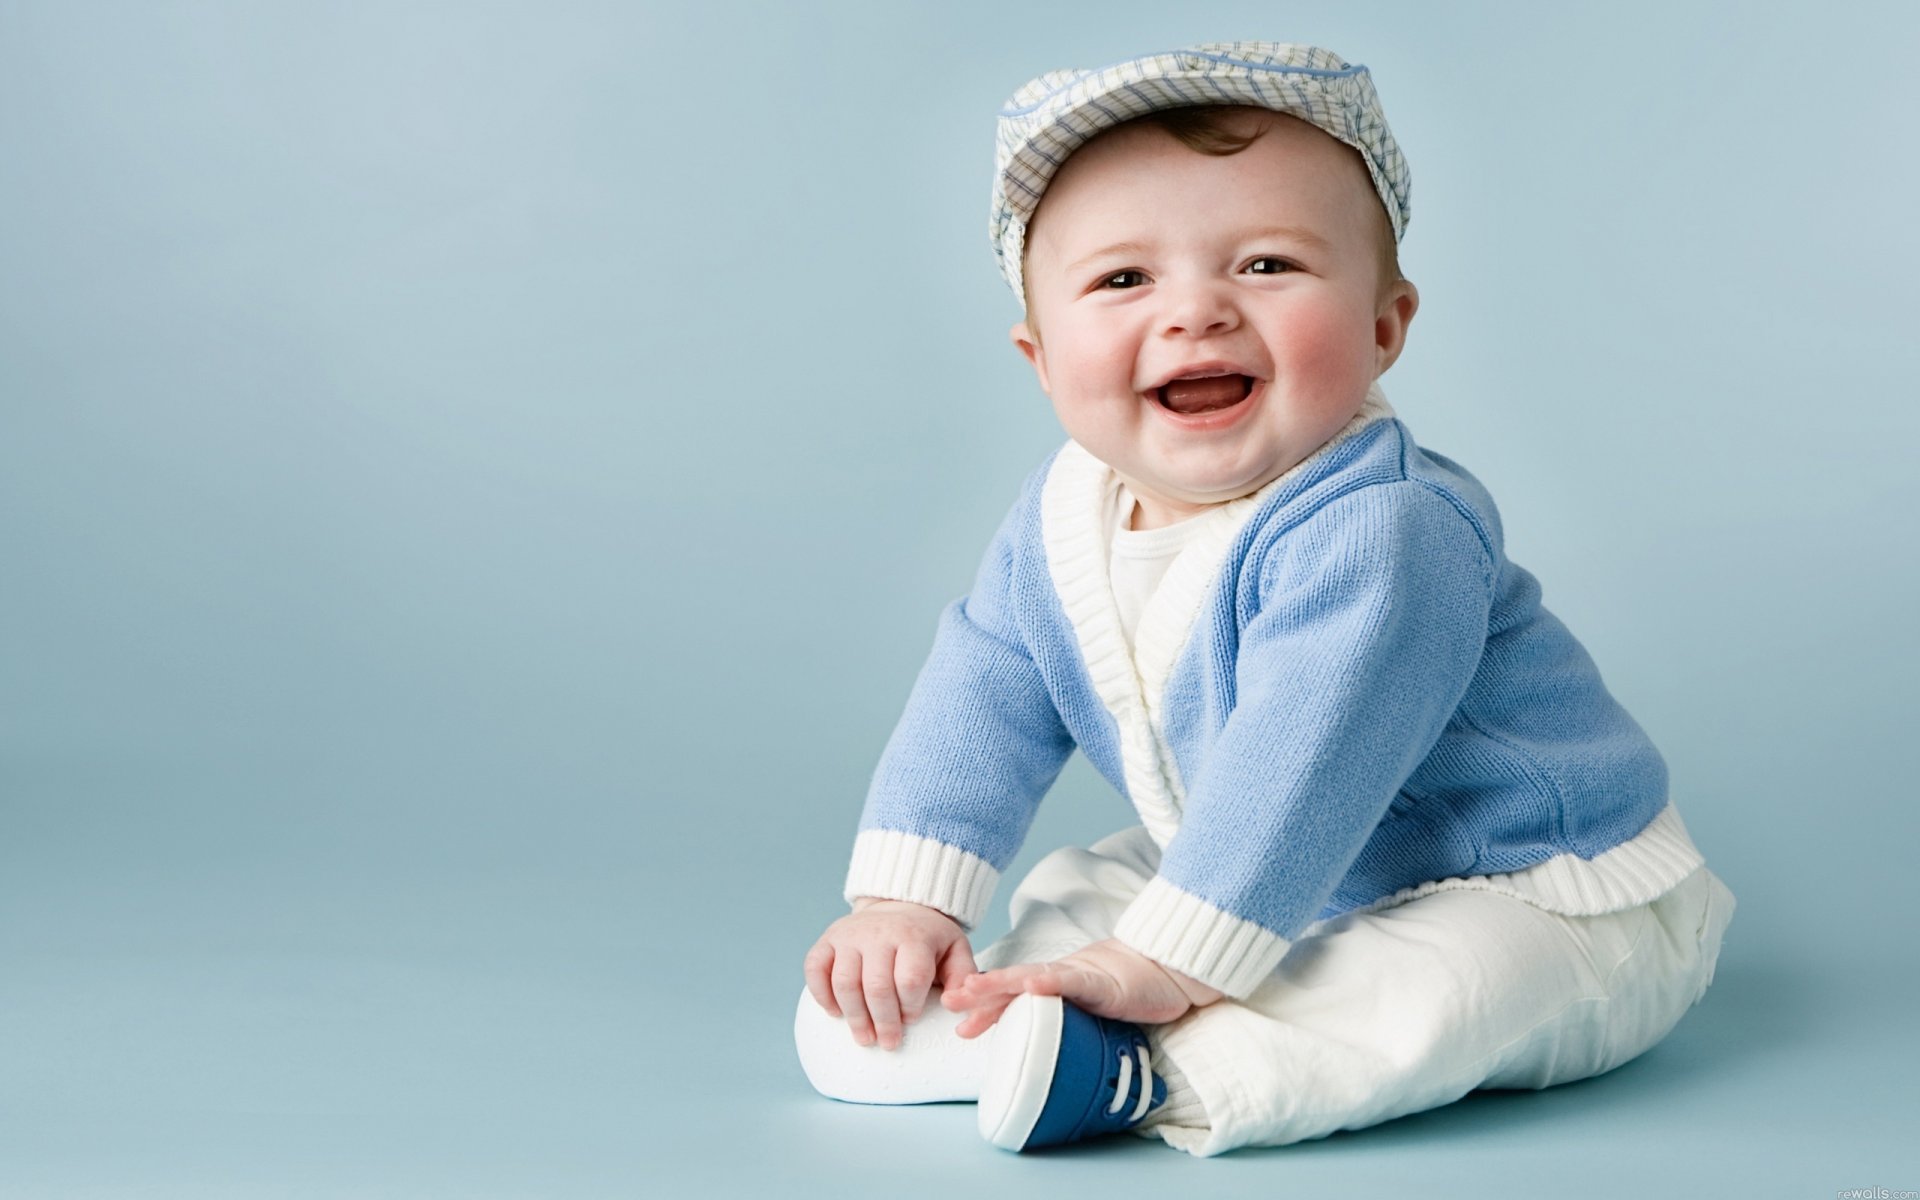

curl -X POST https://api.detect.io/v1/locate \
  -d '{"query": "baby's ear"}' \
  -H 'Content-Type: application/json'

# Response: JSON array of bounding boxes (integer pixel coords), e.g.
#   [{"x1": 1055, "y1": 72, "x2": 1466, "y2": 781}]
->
[
  {"x1": 1010, "y1": 320, "x2": 1051, "y2": 394},
  {"x1": 1373, "y1": 280, "x2": 1420, "y2": 376}
]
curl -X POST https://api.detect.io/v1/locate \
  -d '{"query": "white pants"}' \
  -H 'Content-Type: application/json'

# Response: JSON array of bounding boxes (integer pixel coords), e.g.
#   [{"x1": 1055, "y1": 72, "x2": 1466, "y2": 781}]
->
[{"x1": 963, "y1": 824, "x2": 1736, "y2": 1156}]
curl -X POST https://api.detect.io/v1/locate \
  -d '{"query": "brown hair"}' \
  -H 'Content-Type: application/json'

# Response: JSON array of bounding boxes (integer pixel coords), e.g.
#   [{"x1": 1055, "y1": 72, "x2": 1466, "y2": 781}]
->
[{"x1": 1021, "y1": 104, "x2": 1403, "y2": 345}]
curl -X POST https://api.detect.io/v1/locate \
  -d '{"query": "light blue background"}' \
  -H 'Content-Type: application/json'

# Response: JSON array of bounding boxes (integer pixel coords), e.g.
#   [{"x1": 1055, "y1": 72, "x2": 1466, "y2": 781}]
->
[{"x1": 3, "y1": 1, "x2": 1915, "y2": 1195}]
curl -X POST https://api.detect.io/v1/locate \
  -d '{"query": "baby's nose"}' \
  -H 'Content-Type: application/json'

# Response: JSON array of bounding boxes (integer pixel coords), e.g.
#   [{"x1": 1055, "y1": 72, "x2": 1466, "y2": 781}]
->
[
  {"x1": 1161, "y1": 310, "x2": 1237, "y2": 338},
  {"x1": 1157, "y1": 282, "x2": 1239, "y2": 336}
]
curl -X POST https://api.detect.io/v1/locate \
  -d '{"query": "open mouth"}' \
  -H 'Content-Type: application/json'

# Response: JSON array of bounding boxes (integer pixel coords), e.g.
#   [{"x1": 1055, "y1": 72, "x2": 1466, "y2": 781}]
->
[{"x1": 1156, "y1": 374, "x2": 1255, "y2": 415}]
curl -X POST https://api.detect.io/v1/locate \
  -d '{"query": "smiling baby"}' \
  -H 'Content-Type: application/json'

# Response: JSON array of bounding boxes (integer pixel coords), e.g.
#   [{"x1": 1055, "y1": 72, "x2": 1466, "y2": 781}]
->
[{"x1": 794, "y1": 41, "x2": 1735, "y2": 1157}]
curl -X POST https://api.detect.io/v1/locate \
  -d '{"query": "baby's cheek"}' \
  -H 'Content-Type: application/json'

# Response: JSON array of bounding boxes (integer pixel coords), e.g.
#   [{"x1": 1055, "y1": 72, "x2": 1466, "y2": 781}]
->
[
  {"x1": 1049, "y1": 357, "x2": 1142, "y2": 443},
  {"x1": 1278, "y1": 307, "x2": 1378, "y2": 398}
]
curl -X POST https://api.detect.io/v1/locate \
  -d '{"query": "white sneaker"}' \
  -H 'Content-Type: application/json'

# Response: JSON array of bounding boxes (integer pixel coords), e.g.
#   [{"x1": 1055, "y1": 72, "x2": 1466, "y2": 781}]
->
[{"x1": 793, "y1": 985, "x2": 994, "y2": 1104}]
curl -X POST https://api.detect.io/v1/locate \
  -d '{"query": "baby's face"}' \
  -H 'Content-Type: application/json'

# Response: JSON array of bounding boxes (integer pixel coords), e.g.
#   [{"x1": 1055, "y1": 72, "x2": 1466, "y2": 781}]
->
[{"x1": 1013, "y1": 109, "x2": 1418, "y2": 528}]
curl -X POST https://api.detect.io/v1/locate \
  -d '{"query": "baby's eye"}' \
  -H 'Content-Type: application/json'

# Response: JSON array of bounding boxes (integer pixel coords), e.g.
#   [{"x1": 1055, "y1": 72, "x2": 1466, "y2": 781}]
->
[
  {"x1": 1099, "y1": 270, "x2": 1149, "y2": 290},
  {"x1": 1245, "y1": 256, "x2": 1298, "y2": 275}
]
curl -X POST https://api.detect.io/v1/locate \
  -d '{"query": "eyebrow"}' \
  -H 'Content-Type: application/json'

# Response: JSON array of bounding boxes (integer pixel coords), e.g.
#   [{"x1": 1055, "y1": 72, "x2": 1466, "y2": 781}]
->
[{"x1": 1066, "y1": 225, "x2": 1336, "y2": 272}]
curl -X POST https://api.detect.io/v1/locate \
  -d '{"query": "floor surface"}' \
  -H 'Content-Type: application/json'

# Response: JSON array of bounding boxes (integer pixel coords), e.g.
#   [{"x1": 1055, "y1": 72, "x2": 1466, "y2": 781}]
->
[{"x1": 2, "y1": 929, "x2": 1911, "y2": 1198}]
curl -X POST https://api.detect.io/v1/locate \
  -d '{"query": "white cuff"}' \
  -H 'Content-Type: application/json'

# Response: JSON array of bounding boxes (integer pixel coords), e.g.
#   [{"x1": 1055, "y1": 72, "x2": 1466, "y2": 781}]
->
[
  {"x1": 842, "y1": 829, "x2": 1000, "y2": 932},
  {"x1": 1113, "y1": 876, "x2": 1292, "y2": 1000}
]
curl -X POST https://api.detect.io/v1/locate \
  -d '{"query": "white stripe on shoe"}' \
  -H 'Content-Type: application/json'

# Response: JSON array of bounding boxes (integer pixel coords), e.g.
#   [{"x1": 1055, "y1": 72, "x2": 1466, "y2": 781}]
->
[
  {"x1": 1129, "y1": 1045, "x2": 1154, "y2": 1122},
  {"x1": 1107, "y1": 1048, "x2": 1133, "y2": 1115}
]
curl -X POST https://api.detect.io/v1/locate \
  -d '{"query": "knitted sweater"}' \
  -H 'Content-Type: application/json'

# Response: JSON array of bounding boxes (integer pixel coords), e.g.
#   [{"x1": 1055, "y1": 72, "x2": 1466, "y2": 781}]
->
[{"x1": 844, "y1": 384, "x2": 1706, "y2": 999}]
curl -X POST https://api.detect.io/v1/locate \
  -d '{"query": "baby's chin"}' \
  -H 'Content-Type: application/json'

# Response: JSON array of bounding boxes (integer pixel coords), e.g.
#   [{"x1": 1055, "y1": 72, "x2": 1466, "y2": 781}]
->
[
  {"x1": 1140, "y1": 452, "x2": 1313, "y2": 505},
  {"x1": 1116, "y1": 469, "x2": 1281, "y2": 526}
]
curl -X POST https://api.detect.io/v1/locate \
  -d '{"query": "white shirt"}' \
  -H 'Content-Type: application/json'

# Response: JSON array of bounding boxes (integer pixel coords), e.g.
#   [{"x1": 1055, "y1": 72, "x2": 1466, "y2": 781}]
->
[{"x1": 1106, "y1": 480, "x2": 1211, "y2": 653}]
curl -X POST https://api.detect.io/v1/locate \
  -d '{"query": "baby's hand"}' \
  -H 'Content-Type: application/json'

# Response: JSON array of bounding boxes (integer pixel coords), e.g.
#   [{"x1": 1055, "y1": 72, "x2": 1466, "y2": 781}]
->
[
  {"x1": 803, "y1": 898, "x2": 978, "y2": 1051},
  {"x1": 939, "y1": 938, "x2": 1223, "y2": 1038}
]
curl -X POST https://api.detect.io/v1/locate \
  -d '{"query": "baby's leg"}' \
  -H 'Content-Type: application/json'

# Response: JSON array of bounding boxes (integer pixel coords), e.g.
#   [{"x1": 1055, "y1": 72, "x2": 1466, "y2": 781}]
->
[
  {"x1": 973, "y1": 825, "x2": 1163, "y2": 972},
  {"x1": 1142, "y1": 865, "x2": 1737, "y2": 1157}
]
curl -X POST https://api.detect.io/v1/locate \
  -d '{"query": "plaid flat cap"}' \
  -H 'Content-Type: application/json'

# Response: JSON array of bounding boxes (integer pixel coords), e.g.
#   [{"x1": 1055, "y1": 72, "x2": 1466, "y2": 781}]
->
[{"x1": 990, "y1": 41, "x2": 1411, "y2": 308}]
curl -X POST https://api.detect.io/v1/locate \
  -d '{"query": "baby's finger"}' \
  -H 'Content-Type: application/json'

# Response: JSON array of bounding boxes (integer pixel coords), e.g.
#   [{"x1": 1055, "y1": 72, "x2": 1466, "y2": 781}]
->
[
  {"x1": 963, "y1": 963, "x2": 1049, "y2": 1000},
  {"x1": 1018, "y1": 969, "x2": 1068, "y2": 996},
  {"x1": 803, "y1": 940, "x2": 841, "y2": 1018},
  {"x1": 863, "y1": 946, "x2": 904, "y2": 1050},
  {"x1": 1041, "y1": 963, "x2": 1119, "y2": 1012},
  {"x1": 938, "y1": 971, "x2": 987, "y2": 1008},
  {"x1": 937, "y1": 936, "x2": 978, "y2": 992},
  {"x1": 894, "y1": 942, "x2": 937, "y2": 1024},
  {"x1": 940, "y1": 957, "x2": 1031, "y2": 1007},
  {"x1": 955, "y1": 993, "x2": 1016, "y2": 1039},
  {"x1": 829, "y1": 946, "x2": 872, "y2": 1045}
]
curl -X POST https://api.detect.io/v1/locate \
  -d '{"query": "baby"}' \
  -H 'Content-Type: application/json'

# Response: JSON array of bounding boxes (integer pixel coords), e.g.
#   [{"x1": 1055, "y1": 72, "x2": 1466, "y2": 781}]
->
[{"x1": 794, "y1": 42, "x2": 1736, "y2": 1157}]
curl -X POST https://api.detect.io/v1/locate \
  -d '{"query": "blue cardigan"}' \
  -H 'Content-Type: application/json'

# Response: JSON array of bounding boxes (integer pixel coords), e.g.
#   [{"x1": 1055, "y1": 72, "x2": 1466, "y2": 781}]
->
[{"x1": 844, "y1": 388, "x2": 1706, "y2": 998}]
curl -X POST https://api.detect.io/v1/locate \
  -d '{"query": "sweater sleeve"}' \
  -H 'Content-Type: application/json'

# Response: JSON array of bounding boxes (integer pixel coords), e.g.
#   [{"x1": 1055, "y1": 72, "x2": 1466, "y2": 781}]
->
[
  {"x1": 842, "y1": 480, "x2": 1076, "y2": 931},
  {"x1": 1112, "y1": 481, "x2": 1496, "y2": 998}
]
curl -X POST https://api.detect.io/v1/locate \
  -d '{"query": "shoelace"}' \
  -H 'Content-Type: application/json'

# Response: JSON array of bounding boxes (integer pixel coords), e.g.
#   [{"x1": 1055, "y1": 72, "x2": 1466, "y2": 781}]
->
[{"x1": 1104, "y1": 1043, "x2": 1156, "y2": 1122}]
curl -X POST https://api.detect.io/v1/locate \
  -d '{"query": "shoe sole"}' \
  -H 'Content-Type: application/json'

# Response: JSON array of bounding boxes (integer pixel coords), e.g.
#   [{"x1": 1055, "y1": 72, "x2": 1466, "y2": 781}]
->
[
  {"x1": 976, "y1": 992, "x2": 1062, "y2": 1150},
  {"x1": 792, "y1": 986, "x2": 992, "y2": 1104}
]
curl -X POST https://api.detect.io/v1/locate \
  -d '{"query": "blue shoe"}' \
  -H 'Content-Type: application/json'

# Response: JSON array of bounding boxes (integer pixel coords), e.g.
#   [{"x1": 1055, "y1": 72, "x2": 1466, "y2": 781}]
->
[{"x1": 977, "y1": 993, "x2": 1166, "y2": 1151}]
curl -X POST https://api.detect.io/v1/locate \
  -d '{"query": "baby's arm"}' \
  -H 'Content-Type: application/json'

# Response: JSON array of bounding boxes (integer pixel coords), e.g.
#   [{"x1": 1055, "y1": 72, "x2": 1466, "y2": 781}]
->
[
  {"x1": 821, "y1": 466, "x2": 1072, "y2": 1031},
  {"x1": 1106, "y1": 482, "x2": 1498, "y2": 999},
  {"x1": 809, "y1": 463, "x2": 1074, "y2": 1046},
  {"x1": 802, "y1": 897, "x2": 978, "y2": 1050}
]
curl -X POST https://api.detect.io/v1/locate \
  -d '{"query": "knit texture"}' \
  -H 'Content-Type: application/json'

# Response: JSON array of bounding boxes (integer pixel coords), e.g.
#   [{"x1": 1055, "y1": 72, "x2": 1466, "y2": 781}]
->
[
  {"x1": 845, "y1": 389, "x2": 1704, "y2": 997},
  {"x1": 1138, "y1": 1049, "x2": 1208, "y2": 1135}
]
